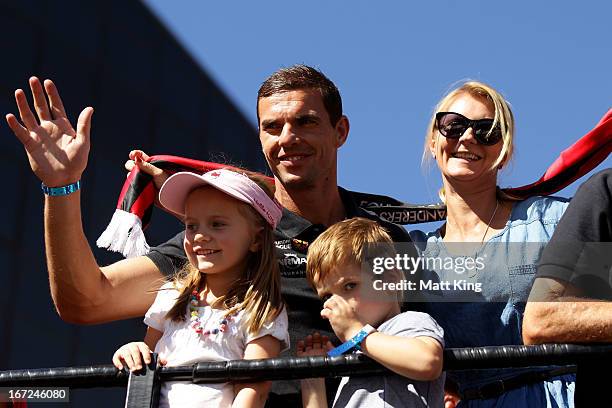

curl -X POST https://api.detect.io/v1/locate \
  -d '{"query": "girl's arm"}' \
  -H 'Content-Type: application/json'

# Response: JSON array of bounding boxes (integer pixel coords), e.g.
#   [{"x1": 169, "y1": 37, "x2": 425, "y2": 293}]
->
[
  {"x1": 144, "y1": 326, "x2": 163, "y2": 349},
  {"x1": 300, "y1": 378, "x2": 328, "y2": 408},
  {"x1": 232, "y1": 335, "x2": 281, "y2": 408},
  {"x1": 360, "y1": 333, "x2": 443, "y2": 381},
  {"x1": 112, "y1": 326, "x2": 163, "y2": 371}
]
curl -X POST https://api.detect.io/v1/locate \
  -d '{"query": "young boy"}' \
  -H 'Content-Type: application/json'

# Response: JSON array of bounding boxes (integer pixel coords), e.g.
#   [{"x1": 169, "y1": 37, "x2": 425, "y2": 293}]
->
[{"x1": 298, "y1": 217, "x2": 444, "y2": 408}]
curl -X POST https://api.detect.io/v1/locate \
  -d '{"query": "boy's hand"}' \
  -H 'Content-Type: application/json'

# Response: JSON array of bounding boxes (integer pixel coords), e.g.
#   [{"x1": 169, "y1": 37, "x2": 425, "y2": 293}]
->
[
  {"x1": 297, "y1": 332, "x2": 333, "y2": 357},
  {"x1": 112, "y1": 342, "x2": 153, "y2": 372},
  {"x1": 320, "y1": 295, "x2": 364, "y2": 342}
]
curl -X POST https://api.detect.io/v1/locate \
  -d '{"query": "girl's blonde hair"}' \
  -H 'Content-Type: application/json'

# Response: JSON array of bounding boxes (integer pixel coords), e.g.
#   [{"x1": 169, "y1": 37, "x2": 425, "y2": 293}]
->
[
  {"x1": 165, "y1": 171, "x2": 283, "y2": 336},
  {"x1": 423, "y1": 81, "x2": 516, "y2": 202}
]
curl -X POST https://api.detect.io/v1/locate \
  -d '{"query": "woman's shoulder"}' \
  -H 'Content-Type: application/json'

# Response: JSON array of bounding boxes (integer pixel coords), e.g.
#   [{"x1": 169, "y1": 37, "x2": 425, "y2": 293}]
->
[{"x1": 510, "y1": 195, "x2": 570, "y2": 224}]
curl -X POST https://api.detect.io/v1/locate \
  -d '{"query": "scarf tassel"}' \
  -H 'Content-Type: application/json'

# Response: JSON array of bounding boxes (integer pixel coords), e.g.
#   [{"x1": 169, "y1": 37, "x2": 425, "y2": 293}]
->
[{"x1": 96, "y1": 209, "x2": 151, "y2": 258}]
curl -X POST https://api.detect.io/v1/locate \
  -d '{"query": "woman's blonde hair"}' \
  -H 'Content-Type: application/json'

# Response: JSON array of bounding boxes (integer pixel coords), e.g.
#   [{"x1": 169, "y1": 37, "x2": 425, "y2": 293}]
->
[
  {"x1": 165, "y1": 171, "x2": 283, "y2": 336},
  {"x1": 423, "y1": 81, "x2": 516, "y2": 202}
]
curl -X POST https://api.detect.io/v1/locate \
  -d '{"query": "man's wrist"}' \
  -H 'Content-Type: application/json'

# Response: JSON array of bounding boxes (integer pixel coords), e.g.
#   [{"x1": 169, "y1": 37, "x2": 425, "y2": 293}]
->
[{"x1": 41, "y1": 180, "x2": 81, "y2": 196}]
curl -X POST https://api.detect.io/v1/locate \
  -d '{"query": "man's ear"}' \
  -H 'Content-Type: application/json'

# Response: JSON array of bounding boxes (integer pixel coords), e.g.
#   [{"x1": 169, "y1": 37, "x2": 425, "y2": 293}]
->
[{"x1": 335, "y1": 115, "x2": 350, "y2": 148}]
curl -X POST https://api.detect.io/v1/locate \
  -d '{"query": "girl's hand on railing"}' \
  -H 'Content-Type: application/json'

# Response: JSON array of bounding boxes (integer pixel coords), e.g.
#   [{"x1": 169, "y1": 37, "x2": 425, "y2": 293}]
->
[{"x1": 112, "y1": 342, "x2": 153, "y2": 372}]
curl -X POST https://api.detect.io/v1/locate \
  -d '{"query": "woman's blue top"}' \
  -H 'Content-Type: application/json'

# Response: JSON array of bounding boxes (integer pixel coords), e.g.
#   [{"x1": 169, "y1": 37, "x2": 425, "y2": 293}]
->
[{"x1": 410, "y1": 196, "x2": 575, "y2": 407}]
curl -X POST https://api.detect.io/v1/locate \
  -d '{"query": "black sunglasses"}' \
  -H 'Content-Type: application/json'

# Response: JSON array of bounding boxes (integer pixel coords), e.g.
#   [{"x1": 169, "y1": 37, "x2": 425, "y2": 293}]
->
[{"x1": 435, "y1": 112, "x2": 502, "y2": 146}]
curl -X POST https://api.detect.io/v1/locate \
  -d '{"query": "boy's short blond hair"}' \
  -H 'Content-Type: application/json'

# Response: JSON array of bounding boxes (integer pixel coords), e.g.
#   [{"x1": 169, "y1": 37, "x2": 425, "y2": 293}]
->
[{"x1": 306, "y1": 217, "x2": 395, "y2": 287}]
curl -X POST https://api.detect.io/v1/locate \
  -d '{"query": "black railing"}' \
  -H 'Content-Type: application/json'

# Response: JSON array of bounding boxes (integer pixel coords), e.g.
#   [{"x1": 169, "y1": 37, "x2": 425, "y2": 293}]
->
[{"x1": 1, "y1": 344, "x2": 610, "y2": 407}]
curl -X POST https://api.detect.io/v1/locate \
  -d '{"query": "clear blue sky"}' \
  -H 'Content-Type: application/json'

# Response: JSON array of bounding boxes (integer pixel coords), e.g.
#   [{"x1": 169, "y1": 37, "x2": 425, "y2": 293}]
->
[{"x1": 143, "y1": 0, "x2": 611, "y2": 206}]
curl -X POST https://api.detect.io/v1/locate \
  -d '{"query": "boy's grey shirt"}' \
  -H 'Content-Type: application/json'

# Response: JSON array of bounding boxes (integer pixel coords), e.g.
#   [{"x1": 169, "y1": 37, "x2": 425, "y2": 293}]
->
[{"x1": 332, "y1": 311, "x2": 445, "y2": 408}]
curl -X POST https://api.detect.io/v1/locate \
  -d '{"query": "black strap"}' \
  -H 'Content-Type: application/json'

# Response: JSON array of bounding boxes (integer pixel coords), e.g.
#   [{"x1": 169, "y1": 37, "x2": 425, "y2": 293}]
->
[
  {"x1": 348, "y1": 190, "x2": 447, "y2": 224},
  {"x1": 461, "y1": 366, "x2": 576, "y2": 400}
]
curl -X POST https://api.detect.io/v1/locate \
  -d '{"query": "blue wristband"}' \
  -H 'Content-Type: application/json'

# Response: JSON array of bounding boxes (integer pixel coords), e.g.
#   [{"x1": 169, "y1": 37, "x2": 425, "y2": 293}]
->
[
  {"x1": 327, "y1": 325, "x2": 376, "y2": 357},
  {"x1": 41, "y1": 180, "x2": 81, "y2": 196}
]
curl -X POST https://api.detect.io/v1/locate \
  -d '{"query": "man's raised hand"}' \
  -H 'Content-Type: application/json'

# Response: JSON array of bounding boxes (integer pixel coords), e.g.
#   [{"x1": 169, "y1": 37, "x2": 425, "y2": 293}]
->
[
  {"x1": 5, "y1": 77, "x2": 93, "y2": 187},
  {"x1": 124, "y1": 149, "x2": 169, "y2": 189}
]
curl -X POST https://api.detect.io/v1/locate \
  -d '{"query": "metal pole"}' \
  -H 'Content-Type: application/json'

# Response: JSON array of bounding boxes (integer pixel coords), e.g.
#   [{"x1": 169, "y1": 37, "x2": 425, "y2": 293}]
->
[{"x1": 124, "y1": 353, "x2": 160, "y2": 408}]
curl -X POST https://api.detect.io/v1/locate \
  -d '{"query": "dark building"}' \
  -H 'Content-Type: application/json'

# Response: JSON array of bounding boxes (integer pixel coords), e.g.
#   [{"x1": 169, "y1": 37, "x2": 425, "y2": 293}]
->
[{"x1": 0, "y1": 1, "x2": 263, "y2": 405}]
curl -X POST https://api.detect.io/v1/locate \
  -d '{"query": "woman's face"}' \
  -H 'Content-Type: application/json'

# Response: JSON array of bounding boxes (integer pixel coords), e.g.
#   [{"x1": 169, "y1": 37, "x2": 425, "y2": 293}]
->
[{"x1": 430, "y1": 93, "x2": 504, "y2": 185}]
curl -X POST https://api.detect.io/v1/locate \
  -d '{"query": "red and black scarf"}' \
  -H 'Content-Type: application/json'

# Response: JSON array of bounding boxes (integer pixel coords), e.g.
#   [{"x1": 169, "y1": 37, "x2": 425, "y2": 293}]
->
[{"x1": 97, "y1": 109, "x2": 612, "y2": 258}]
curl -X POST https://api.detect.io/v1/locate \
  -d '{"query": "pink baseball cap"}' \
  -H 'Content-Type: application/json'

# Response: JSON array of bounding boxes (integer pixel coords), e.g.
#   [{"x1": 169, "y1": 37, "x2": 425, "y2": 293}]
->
[{"x1": 158, "y1": 169, "x2": 283, "y2": 228}]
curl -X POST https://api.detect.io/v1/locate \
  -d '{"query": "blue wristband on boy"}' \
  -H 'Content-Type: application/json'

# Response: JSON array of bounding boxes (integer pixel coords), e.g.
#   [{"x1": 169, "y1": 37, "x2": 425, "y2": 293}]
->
[
  {"x1": 327, "y1": 324, "x2": 376, "y2": 357},
  {"x1": 41, "y1": 180, "x2": 81, "y2": 196}
]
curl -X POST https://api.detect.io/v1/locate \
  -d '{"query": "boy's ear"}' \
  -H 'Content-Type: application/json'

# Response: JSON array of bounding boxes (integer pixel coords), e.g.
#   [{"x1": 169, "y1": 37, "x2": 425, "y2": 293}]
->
[
  {"x1": 308, "y1": 274, "x2": 323, "y2": 298},
  {"x1": 382, "y1": 267, "x2": 404, "y2": 285},
  {"x1": 379, "y1": 267, "x2": 405, "y2": 303}
]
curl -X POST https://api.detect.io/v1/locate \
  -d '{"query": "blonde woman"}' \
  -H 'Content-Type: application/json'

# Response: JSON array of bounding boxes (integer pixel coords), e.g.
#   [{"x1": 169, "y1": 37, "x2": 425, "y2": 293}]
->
[{"x1": 410, "y1": 82, "x2": 575, "y2": 407}]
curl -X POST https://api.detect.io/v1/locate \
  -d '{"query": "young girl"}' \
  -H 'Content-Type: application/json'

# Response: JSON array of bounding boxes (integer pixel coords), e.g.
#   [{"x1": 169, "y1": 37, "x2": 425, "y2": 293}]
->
[{"x1": 112, "y1": 169, "x2": 288, "y2": 408}]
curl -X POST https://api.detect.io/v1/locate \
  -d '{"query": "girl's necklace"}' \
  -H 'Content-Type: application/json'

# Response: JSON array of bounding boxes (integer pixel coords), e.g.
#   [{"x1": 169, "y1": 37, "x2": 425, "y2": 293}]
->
[{"x1": 189, "y1": 289, "x2": 234, "y2": 338}]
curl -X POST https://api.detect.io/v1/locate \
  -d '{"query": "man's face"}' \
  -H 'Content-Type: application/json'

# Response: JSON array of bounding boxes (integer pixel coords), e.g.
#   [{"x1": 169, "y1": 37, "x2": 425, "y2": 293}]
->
[{"x1": 258, "y1": 89, "x2": 348, "y2": 191}]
